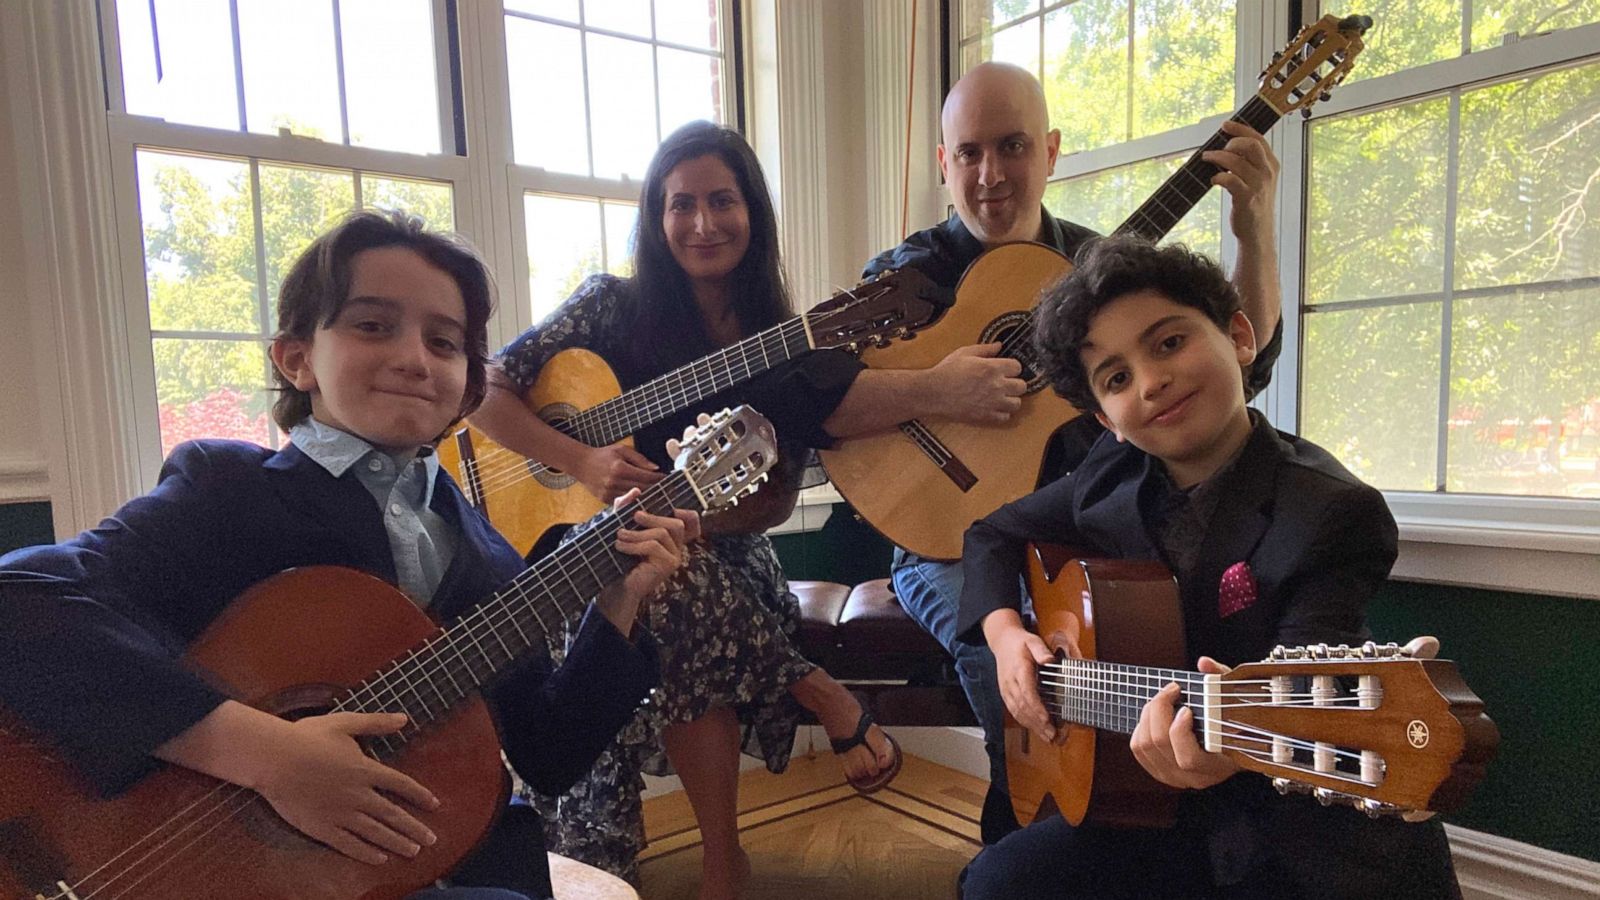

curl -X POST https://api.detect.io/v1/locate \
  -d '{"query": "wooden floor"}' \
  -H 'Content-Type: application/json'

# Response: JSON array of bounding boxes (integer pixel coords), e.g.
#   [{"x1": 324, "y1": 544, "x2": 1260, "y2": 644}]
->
[{"x1": 638, "y1": 752, "x2": 986, "y2": 899}]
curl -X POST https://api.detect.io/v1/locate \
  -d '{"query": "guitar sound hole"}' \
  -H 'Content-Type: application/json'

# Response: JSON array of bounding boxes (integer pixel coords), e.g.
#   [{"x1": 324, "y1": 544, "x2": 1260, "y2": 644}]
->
[
  {"x1": 533, "y1": 408, "x2": 580, "y2": 490},
  {"x1": 978, "y1": 313, "x2": 1049, "y2": 394}
]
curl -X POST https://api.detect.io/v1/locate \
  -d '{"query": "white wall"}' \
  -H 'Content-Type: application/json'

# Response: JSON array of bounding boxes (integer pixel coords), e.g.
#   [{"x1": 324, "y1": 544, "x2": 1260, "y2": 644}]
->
[{"x1": 0, "y1": 18, "x2": 48, "y2": 505}]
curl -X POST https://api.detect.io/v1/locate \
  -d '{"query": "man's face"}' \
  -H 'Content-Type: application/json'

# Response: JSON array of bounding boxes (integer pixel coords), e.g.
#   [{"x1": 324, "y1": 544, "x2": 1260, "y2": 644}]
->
[{"x1": 938, "y1": 89, "x2": 1061, "y2": 247}]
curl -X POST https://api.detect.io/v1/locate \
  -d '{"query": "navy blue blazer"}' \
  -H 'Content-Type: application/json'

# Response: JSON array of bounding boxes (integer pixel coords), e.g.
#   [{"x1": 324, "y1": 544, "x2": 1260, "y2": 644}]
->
[{"x1": 0, "y1": 439, "x2": 659, "y2": 799}]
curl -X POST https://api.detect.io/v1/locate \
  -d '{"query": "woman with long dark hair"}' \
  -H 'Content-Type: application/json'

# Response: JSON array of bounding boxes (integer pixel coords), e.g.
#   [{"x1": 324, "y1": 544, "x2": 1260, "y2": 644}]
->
[{"x1": 472, "y1": 121, "x2": 900, "y2": 898}]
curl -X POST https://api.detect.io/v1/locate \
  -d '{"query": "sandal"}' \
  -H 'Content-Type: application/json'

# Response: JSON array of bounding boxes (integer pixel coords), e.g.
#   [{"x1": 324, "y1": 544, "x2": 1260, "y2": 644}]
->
[{"x1": 829, "y1": 706, "x2": 903, "y2": 795}]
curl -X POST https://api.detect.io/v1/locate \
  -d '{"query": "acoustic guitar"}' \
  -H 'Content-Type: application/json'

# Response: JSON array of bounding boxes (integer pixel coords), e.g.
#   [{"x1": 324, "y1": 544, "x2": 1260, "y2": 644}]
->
[
  {"x1": 0, "y1": 407, "x2": 776, "y2": 900},
  {"x1": 1007, "y1": 544, "x2": 1498, "y2": 830},
  {"x1": 820, "y1": 14, "x2": 1372, "y2": 560},
  {"x1": 437, "y1": 268, "x2": 941, "y2": 557}
]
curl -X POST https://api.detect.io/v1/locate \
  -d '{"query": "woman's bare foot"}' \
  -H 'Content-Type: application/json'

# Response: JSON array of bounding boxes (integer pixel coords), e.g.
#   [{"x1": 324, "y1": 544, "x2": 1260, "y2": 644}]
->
[{"x1": 817, "y1": 691, "x2": 897, "y2": 787}]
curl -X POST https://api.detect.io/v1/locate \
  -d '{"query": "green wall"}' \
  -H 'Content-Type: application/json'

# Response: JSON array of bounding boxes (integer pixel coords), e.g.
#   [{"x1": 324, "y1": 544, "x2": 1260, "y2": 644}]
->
[
  {"x1": 0, "y1": 500, "x2": 53, "y2": 556},
  {"x1": 774, "y1": 502, "x2": 1600, "y2": 863}
]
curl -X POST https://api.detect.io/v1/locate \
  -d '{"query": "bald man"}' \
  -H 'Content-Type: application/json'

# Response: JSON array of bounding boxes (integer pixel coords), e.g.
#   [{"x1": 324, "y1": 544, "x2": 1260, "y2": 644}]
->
[{"x1": 819, "y1": 62, "x2": 1285, "y2": 845}]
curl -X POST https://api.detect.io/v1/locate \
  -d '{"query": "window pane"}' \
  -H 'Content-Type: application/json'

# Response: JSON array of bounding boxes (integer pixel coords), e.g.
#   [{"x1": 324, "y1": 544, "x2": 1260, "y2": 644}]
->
[
  {"x1": 116, "y1": 0, "x2": 240, "y2": 129},
  {"x1": 137, "y1": 151, "x2": 258, "y2": 333},
  {"x1": 991, "y1": 20, "x2": 1041, "y2": 78},
  {"x1": 1342, "y1": 0, "x2": 1461, "y2": 84},
  {"x1": 1306, "y1": 99, "x2": 1450, "y2": 305},
  {"x1": 507, "y1": 19, "x2": 590, "y2": 173},
  {"x1": 1449, "y1": 288, "x2": 1600, "y2": 497},
  {"x1": 1471, "y1": 0, "x2": 1600, "y2": 53},
  {"x1": 342, "y1": 0, "x2": 442, "y2": 154},
  {"x1": 602, "y1": 201, "x2": 639, "y2": 277},
  {"x1": 658, "y1": 48, "x2": 722, "y2": 137},
  {"x1": 1131, "y1": 0, "x2": 1234, "y2": 140},
  {"x1": 587, "y1": 0, "x2": 652, "y2": 37},
  {"x1": 527, "y1": 194, "x2": 604, "y2": 321},
  {"x1": 961, "y1": 0, "x2": 995, "y2": 39},
  {"x1": 1044, "y1": 0, "x2": 1128, "y2": 153},
  {"x1": 237, "y1": 0, "x2": 341, "y2": 141},
  {"x1": 363, "y1": 176, "x2": 455, "y2": 230},
  {"x1": 1043, "y1": 154, "x2": 1222, "y2": 260},
  {"x1": 1455, "y1": 64, "x2": 1600, "y2": 291},
  {"x1": 1301, "y1": 303, "x2": 1442, "y2": 492},
  {"x1": 505, "y1": 0, "x2": 580, "y2": 22},
  {"x1": 655, "y1": 0, "x2": 720, "y2": 50},
  {"x1": 588, "y1": 34, "x2": 658, "y2": 178},
  {"x1": 260, "y1": 163, "x2": 355, "y2": 317},
  {"x1": 154, "y1": 339, "x2": 273, "y2": 456},
  {"x1": 989, "y1": 0, "x2": 1039, "y2": 29}
]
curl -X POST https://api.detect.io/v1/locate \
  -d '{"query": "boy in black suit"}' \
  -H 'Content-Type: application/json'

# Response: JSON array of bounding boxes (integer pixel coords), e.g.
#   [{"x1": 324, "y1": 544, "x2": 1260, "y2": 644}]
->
[{"x1": 958, "y1": 235, "x2": 1460, "y2": 898}]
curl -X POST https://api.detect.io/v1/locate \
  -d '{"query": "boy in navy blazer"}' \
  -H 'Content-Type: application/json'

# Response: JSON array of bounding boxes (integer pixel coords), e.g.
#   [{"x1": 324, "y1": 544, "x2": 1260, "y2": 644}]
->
[
  {"x1": 958, "y1": 236, "x2": 1460, "y2": 898},
  {"x1": 0, "y1": 211, "x2": 697, "y2": 900}
]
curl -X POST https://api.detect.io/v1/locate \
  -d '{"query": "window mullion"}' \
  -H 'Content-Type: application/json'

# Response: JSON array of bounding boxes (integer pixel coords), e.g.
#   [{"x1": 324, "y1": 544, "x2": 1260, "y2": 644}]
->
[
  {"x1": 1437, "y1": 89, "x2": 1463, "y2": 494},
  {"x1": 332, "y1": 0, "x2": 351, "y2": 146},
  {"x1": 229, "y1": 0, "x2": 247, "y2": 131}
]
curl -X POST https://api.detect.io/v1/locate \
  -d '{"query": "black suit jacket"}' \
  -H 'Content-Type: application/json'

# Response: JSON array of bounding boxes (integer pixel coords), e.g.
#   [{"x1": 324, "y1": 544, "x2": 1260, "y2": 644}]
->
[{"x1": 959, "y1": 412, "x2": 1396, "y2": 665}]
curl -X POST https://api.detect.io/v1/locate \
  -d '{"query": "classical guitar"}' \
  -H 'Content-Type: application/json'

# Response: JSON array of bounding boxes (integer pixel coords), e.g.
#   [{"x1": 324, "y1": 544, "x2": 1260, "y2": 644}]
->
[
  {"x1": 0, "y1": 407, "x2": 776, "y2": 900},
  {"x1": 437, "y1": 268, "x2": 941, "y2": 557},
  {"x1": 821, "y1": 14, "x2": 1372, "y2": 560},
  {"x1": 1007, "y1": 544, "x2": 1498, "y2": 830}
]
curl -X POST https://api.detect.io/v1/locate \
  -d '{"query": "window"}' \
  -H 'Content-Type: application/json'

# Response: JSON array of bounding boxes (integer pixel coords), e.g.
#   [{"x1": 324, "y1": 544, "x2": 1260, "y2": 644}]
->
[
  {"x1": 1299, "y1": 3, "x2": 1600, "y2": 503},
  {"x1": 97, "y1": 0, "x2": 740, "y2": 482},
  {"x1": 956, "y1": 0, "x2": 1237, "y2": 259},
  {"x1": 503, "y1": 1, "x2": 734, "y2": 321}
]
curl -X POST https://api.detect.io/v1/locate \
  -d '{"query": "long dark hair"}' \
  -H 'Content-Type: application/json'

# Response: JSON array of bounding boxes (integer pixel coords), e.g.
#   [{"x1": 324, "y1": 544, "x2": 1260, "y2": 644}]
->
[
  {"x1": 625, "y1": 120, "x2": 793, "y2": 373},
  {"x1": 271, "y1": 209, "x2": 495, "y2": 433}
]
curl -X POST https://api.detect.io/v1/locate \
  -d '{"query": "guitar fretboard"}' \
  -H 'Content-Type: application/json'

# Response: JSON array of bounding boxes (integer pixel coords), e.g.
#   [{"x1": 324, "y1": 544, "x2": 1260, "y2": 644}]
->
[
  {"x1": 1116, "y1": 96, "x2": 1282, "y2": 244},
  {"x1": 1040, "y1": 658, "x2": 1210, "y2": 736},
  {"x1": 560, "y1": 317, "x2": 815, "y2": 447},
  {"x1": 334, "y1": 472, "x2": 701, "y2": 758}
]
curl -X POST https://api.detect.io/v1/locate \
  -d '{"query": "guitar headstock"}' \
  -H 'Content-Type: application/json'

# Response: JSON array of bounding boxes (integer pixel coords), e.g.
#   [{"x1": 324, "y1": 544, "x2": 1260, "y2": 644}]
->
[
  {"x1": 673, "y1": 406, "x2": 778, "y2": 512},
  {"x1": 1258, "y1": 13, "x2": 1370, "y2": 117},
  {"x1": 808, "y1": 268, "x2": 944, "y2": 352},
  {"x1": 1210, "y1": 639, "x2": 1497, "y2": 819}
]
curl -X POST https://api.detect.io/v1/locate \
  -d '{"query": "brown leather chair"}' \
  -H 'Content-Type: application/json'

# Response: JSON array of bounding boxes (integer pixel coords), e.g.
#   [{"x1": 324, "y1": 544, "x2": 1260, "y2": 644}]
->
[{"x1": 791, "y1": 579, "x2": 976, "y2": 727}]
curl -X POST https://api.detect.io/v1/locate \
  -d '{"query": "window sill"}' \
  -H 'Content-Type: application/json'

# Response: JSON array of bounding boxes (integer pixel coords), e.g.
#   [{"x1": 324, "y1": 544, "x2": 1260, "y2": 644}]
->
[{"x1": 1386, "y1": 492, "x2": 1600, "y2": 600}]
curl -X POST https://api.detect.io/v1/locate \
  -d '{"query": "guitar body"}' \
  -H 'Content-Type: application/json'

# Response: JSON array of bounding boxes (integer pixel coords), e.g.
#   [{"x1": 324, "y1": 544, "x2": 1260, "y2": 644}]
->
[
  {"x1": 0, "y1": 567, "x2": 506, "y2": 900},
  {"x1": 437, "y1": 348, "x2": 623, "y2": 557},
  {"x1": 820, "y1": 243, "x2": 1082, "y2": 560},
  {"x1": 1006, "y1": 546, "x2": 1185, "y2": 829}
]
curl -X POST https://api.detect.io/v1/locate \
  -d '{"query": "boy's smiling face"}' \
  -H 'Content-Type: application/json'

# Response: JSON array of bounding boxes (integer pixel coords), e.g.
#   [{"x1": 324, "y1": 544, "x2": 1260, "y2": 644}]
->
[
  {"x1": 1081, "y1": 288, "x2": 1258, "y2": 487},
  {"x1": 272, "y1": 246, "x2": 469, "y2": 453}
]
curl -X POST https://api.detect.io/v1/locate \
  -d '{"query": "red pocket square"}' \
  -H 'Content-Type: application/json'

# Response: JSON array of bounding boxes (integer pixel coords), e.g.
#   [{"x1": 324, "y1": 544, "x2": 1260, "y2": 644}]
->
[{"x1": 1218, "y1": 561, "x2": 1258, "y2": 617}]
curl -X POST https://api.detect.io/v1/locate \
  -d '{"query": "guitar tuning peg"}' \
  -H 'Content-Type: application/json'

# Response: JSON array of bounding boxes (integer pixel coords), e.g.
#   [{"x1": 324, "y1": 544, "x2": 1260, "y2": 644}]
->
[
  {"x1": 1320, "y1": 91, "x2": 1332, "y2": 103},
  {"x1": 1313, "y1": 787, "x2": 1342, "y2": 806}
]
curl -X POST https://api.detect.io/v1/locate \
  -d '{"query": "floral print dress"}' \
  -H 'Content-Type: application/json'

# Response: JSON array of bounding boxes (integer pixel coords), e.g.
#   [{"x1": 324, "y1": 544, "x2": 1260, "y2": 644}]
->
[{"x1": 500, "y1": 274, "x2": 859, "y2": 881}]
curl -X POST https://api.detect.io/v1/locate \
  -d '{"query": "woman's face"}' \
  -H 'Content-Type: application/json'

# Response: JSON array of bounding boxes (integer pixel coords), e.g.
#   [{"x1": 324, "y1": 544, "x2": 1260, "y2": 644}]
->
[{"x1": 661, "y1": 154, "x2": 751, "y2": 288}]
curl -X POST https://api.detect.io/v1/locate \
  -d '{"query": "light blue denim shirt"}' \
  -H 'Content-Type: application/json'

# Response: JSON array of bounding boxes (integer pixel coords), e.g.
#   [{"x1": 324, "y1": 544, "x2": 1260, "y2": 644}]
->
[{"x1": 289, "y1": 417, "x2": 457, "y2": 607}]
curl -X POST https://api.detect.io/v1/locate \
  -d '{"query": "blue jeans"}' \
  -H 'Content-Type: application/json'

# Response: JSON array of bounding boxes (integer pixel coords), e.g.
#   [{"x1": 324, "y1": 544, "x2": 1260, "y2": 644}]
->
[{"x1": 890, "y1": 549, "x2": 1021, "y2": 844}]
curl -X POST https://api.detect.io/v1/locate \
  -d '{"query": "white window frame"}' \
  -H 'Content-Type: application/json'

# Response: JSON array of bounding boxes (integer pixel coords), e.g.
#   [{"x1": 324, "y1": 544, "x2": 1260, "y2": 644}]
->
[
  {"x1": 1282, "y1": 2, "x2": 1600, "y2": 597},
  {"x1": 949, "y1": 1, "x2": 1600, "y2": 597},
  {"x1": 476, "y1": 1, "x2": 741, "y2": 339}
]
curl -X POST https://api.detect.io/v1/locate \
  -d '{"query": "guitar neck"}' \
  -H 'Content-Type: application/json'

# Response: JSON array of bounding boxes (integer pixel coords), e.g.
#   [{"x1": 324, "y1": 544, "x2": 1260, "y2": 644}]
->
[
  {"x1": 564, "y1": 317, "x2": 815, "y2": 447},
  {"x1": 1039, "y1": 657, "x2": 1211, "y2": 737},
  {"x1": 334, "y1": 471, "x2": 703, "y2": 751},
  {"x1": 1114, "y1": 96, "x2": 1282, "y2": 244}
]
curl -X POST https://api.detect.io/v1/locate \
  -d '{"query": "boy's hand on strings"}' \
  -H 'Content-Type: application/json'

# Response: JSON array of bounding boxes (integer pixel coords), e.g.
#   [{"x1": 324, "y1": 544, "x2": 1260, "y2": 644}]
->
[
  {"x1": 1130, "y1": 656, "x2": 1241, "y2": 790},
  {"x1": 252, "y1": 711, "x2": 440, "y2": 865},
  {"x1": 576, "y1": 444, "x2": 663, "y2": 504},
  {"x1": 595, "y1": 486, "x2": 698, "y2": 636},
  {"x1": 984, "y1": 609, "x2": 1065, "y2": 747}
]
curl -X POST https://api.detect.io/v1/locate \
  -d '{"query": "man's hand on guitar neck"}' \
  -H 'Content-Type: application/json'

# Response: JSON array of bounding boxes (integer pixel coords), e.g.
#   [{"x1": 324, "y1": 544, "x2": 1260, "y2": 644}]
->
[{"x1": 983, "y1": 609, "x2": 1068, "y2": 747}]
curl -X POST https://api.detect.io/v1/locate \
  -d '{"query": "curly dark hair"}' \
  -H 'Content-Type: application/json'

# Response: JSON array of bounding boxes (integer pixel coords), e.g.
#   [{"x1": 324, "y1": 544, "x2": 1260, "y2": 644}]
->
[
  {"x1": 271, "y1": 208, "x2": 495, "y2": 436},
  {"x1": 1033, "y1": 235, "x2": 1241, "y2": 414}
]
